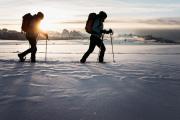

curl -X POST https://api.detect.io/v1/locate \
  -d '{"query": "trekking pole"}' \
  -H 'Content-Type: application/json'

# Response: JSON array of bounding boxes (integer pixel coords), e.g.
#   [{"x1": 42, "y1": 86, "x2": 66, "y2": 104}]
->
[
  {"x1": 45, "y1": 38, "x2": 48, "y2": 62},
  {"x1": 110, "y1": 33, "x2": 115, "y2": 63}
]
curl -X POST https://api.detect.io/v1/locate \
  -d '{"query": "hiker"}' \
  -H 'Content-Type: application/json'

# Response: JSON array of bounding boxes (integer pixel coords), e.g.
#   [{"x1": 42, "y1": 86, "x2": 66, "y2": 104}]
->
[
  {"x1": 80, "y1": 11, "x2": 113, "y2": 63},
  {"x1": 18, "y1": 12, "x2": 48, "y2": 63}
]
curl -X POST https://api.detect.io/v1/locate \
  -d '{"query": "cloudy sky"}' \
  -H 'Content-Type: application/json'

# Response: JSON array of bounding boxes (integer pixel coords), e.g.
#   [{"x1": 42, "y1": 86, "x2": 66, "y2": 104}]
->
[{"x1": 0, "y1": 0, "x2": 180, "y2": 31}]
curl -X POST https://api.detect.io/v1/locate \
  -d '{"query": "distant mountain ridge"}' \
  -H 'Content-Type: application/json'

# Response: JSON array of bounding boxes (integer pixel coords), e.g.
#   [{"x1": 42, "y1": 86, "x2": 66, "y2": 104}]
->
[
  {"x1": 0, "y1": 28, "x2": 179, "y2": 44},
  {"x1": 0, "y1": 28, "x2": 88, "y2": 40}
]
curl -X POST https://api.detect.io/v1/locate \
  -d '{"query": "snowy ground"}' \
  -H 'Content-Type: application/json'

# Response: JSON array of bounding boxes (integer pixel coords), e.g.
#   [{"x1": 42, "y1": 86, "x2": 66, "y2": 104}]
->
[{"x1": 0, "y1": 40, "x2": 180, "y2": 120}]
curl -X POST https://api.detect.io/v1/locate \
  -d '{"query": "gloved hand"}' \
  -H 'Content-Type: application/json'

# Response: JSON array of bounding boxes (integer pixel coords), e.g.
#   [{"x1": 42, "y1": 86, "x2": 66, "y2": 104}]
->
[
  {"x1": 108, "y1": 29, "x2": 113, "y2": 34},
  {"x1": 101, "y1": 29, "x2": 113, "y2": 34},
  {"x1": 45, "y1": 33, "x2": 48, "y2": 40},
  {"x1": 101, "y1": 30, "x2": 108, "y2": 34},
  {"x1": 21, "y1": 30, "x2": 25, "y2": 34}
]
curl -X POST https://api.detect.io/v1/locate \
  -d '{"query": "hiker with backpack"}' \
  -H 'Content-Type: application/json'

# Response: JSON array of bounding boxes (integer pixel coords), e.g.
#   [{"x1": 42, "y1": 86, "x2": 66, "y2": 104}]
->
[
  {"x1": 80, "y1": 11, "x2": 113, "y2": 63},
  {"x1": 18, "y1": 12, "x2": 48, "y2": 63}
]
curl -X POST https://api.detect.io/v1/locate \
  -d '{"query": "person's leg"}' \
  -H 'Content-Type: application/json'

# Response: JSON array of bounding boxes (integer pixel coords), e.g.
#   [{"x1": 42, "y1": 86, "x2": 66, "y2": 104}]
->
[
  {"x1": 30, "y1": 46, "x2": 37, "y2": 62},
  {"x1": 19, "y1": 48, "x2": 31, "y2": 57},
  {"x1": 30, "y1": 38, "x2": 37, "y2": 62},
  {"x1": 96, "y1": 38, "x2": 106, "y2": 63},
  {"x1": 80, "y1": 35, "x2": 96, "y2": 63},
  {"x1": 18, "y1": 37, "x2": 32, "y2": 62}
]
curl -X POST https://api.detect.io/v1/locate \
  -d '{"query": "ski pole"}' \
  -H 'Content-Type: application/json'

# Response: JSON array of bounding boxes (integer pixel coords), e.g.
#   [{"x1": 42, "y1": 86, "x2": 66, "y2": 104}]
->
[
  {"x1": 45, "y1": 38, "x2": 47, "y2": 61},
  {"x1": 110, "y1": 33, "x2": 115, "y2": 63}
]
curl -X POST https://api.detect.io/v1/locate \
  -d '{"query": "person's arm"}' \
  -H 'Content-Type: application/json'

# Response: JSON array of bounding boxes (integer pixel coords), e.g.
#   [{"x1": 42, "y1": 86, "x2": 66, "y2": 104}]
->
[
  {"x1": 41, "y1": 31, "x2": 48, "y2": 39},
  {"x1": 38, "y1": 28, "x2": 48, "y2": 39},
  {"x1": 101, "y1": 29, "x2": 108, "y2": 34},
  {"x1": 36, "y1": 21, "x2": 48, "y2": 39},
  {"x1": 101, "y1": 29, "x2": 113, "y2": 34}
]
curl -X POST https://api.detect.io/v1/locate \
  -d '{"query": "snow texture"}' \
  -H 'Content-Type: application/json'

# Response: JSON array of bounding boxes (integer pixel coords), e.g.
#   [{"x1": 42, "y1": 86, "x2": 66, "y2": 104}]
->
[{"x1": 0, "y1": 40, "x2": 180, "y2": 120}]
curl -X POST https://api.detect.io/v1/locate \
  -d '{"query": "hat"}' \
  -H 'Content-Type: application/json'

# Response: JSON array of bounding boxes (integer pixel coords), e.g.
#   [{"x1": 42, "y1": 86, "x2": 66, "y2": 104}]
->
[
  {"x1": 99, "y1": 11, "x2": 107, "y2": 19},
  {"x1": 37, "y1": 12, "x2": 44, "y2": 19}
]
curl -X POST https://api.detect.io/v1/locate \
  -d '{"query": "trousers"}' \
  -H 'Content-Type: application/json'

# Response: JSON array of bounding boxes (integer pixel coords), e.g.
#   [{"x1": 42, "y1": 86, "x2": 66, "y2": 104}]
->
[
  {"x1": 81, "y1": 35, "x2": 106, "y2": 62},
  {"x1": 20, "y1": 33, "x2": 37, "y2": 61}
]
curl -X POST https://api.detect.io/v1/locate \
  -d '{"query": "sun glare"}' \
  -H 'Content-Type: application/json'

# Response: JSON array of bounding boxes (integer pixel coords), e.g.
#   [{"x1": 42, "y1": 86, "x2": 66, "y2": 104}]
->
[
  {"x1": 40, "y1": 19, "x2": 59, "y2": 31},
  {"x1": 40, "y1": 20, "x2": 50, "y2": 31}
]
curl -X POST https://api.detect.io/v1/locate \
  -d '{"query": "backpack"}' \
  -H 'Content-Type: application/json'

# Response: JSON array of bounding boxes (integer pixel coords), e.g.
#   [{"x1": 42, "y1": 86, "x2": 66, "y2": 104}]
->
[
  {"x1": 21, "y1": 13, "x2": 33, "y2": 32},
  {"x1": 85, "y1": 13, "x2": 97, "y2": 34}
]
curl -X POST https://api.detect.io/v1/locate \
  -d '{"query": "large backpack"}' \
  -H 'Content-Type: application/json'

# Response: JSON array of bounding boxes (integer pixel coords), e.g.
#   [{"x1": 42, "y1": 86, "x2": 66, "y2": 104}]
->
[
  {"x1": 21, "y1": 13, "x2": 33, "y2": 32},
  {"x1": 85, "y1": 13, "x2": 97, "y2": 34}
]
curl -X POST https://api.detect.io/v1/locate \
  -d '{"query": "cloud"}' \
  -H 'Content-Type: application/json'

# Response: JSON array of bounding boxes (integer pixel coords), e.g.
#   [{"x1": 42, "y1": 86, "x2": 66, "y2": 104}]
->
[
  {"x1": 0, "y1": 0, "x2": 180, "y2": 30},
  {"x1": 137, "y1": 17, "x2": 180, "y2": 25},
  {"x1": 56, "y1": 17, "x2": 180, "y2": 26}
]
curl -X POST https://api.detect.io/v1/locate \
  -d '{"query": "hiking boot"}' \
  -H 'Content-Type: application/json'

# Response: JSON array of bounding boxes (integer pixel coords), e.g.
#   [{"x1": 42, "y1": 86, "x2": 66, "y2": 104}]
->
[
  {"x1": 18, "y1": 54, "x2": 26, "y2": 62},
  {"x1": 99, "y1": 61, "x2": 106, "y2": 64},
  {"x1": 31, "y1": 59, "x2": 36, "y2": 63},
  {"x1": 99, "y1": 58, "x2": 104, "y2": 63},
  {"x1": 99, "y1": 61, "x2": 104, "y2": 63},
  {"x1": 80, "y1": 59, "x2": 86, "y2": 63},
  {"x1": 31, "y1": 60, "x2": 36, "y2": 63}
]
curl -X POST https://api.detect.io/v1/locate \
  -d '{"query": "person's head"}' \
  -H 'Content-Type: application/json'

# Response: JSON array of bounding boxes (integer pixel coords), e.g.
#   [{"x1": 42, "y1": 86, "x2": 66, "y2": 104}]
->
[
  {"x1": 98, "y1": 11, "x2": 107, "y2": 22},
  {"x1": 36, "y1": 12, "x2": 44, "y2": 21}
]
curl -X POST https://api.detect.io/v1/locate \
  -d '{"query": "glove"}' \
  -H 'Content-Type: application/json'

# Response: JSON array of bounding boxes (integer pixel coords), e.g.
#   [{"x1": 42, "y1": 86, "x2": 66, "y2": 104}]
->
[
  {"x1": 101, "y1": 29, "x2": 113, "y2": 34},
  {"x1": 108, "y1": 29, "x2": 113, "y2": 34},
  {"x1": 45, "y1": 33, "x2": 48, "y2": 40},
  {"x1": 101, "y1": 30, "x2": 107, "y2": 34}
]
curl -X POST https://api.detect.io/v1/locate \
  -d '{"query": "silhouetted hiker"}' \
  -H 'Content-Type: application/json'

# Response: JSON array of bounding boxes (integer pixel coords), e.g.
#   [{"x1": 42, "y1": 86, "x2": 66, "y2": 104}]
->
[
  {"x1": 18, "y1": 12, "x2": 48, "y2": 63},
  {"x1": 80, "y1": 11, "x2": 113, "y2": 63}
]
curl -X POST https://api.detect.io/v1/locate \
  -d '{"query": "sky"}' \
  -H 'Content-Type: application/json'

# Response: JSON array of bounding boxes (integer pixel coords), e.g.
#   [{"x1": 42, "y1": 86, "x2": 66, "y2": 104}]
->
[{"x1": 0, "y1": 0, "x2": 180, "y2": 31}]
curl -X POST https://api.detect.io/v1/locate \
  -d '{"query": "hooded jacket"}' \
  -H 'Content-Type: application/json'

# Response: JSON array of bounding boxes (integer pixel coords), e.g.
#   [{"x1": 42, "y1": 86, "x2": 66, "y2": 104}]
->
[{"x1": 92, "y1": 17, "x2": 103, "y2": 37}]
